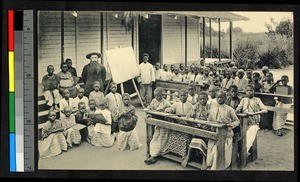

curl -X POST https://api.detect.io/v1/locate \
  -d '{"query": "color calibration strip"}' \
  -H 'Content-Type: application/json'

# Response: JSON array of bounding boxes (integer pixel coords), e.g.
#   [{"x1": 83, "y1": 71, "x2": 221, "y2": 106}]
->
[
  {"x1": 8, "y1": 10, "x2": 16, "y2": 172},
  {"x1": 8, "y1": 10, "x2": 33, "y2": 172}
]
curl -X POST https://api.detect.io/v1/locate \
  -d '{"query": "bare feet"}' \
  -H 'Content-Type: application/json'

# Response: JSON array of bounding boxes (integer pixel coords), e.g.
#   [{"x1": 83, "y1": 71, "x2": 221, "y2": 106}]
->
[{"x1": 144, "y1": 157, "x2": 157, "y2": 165}]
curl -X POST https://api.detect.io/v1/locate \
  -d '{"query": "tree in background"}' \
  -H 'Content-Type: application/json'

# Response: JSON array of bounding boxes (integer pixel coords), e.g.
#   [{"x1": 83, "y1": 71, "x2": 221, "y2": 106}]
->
[{"x1": 259, "y1": 18, "x2": 293, "y2": 68}]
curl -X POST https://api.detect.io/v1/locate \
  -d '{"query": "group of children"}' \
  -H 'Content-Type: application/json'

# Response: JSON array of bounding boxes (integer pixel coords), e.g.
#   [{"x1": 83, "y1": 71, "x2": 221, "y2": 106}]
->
[
  {"x1": 154, "y1": 62, "x2": 293, "y2": 136},
  {"x1": 143, "y1": 62, "x2": 293, "y2": 169},
  {"x1": 39, "y1": 79, "x2": 142, "y2": 159},
  {"x1": 144, "y1": 84, "x2": 267, "y2": 170},
  {"x1": 40, "y1": 59, "x2": 293, "y2": 169}
]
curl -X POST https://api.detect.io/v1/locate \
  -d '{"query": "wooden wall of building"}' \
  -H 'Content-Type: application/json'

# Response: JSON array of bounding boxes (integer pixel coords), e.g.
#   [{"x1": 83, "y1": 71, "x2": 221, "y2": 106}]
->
[{"x1": 38, "y1": 11, "x2": 139, "y2": 83}]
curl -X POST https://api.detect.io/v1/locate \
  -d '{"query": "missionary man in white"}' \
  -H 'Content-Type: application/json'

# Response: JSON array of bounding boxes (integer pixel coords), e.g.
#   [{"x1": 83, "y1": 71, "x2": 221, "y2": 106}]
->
[
  {"x1": 138, "y1": 53, "x2": 155, "y2": 107},
  {"x1": 81, "y1": 52, "x2": 107, "y2": 97}
]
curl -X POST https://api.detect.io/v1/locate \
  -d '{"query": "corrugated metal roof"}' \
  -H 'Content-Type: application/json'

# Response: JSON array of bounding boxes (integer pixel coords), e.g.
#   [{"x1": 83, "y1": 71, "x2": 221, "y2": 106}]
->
[
  {"x1": 109, "y1": 11, "x2": 249, "y2": 22},
  {"x1": 144, "y1": 11, "x2": 250, "y2": 21}
]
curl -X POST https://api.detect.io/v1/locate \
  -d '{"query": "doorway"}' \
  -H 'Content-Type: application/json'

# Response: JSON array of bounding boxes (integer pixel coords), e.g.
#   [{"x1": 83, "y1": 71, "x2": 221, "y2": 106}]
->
[{"x1": 138, "y1": 15, "x2": 162, "y2": 65}]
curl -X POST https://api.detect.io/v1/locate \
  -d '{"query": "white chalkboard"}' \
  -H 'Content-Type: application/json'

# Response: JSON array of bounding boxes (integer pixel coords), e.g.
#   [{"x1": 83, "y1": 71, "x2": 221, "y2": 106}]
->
[{"x1": 104, "y1": 47, "x2": 139, "y2": 84}]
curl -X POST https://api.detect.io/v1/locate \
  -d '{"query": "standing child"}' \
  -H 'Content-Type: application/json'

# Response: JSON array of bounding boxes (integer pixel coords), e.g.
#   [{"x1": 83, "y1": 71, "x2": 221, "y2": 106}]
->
[
  {"x1": 89, "y1": 81, "x2": 105, "y2": 109},
  {"x1": 144, "y1": 87, "x2": 172, "y2": 165},
  {"x1": 61, "y1": 106, "x2": 82, "y2": 147},
  {"x1": 73, "y1": 87, "x2": 89, "y2": 111},
  {"x1": 269, "y1": 75, "x2": 293, "y2": 136},
  {"x1": 236, "y1": 84, "x2": 267, "y2": 153},
  {"x1": 105, "y1": 82, "x2": 123, "y2": 134},
  {"x1": 117, "y1": 93, "x2": 142, "y2": 151},
  {"x1": 138, "y1": 53, "x2": 156, "y2": 107},
  {"x1": 59, "y1": 89, "x2": 77, "y2": 119},
  {"x1": 260, "y1": 72, "x2": 276, "y2": 130},
  {"x1": 38, "y1": 110, "x2": 67, "y2": 158},
  {"x1": 41, "y1": 65, "x2": 61, "y2": 110},
  {"x1": 89, "y1": 98, "x2": 115, "y2": 147},
  {"x1": 206, "y1": 90, "x2": 240, "y2": 170}
]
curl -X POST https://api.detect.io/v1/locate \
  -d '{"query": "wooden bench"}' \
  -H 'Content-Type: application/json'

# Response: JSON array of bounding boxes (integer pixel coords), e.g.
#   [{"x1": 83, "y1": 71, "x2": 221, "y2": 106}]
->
[{"x1": 145, "y1": 110, "x2": 241, "y2": 170}]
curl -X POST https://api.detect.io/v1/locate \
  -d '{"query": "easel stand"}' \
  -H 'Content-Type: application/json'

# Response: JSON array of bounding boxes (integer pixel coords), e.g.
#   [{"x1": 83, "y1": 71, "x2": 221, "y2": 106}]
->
[{"x1": 104, "y1": 78, "x2": 145, "y2": 108}]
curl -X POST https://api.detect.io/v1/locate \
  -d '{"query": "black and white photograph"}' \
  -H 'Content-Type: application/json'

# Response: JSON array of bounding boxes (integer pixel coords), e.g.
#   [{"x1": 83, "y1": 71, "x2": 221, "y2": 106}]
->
[{"x1": 37, "y1": 10, "x2": 294, "y2": 171}]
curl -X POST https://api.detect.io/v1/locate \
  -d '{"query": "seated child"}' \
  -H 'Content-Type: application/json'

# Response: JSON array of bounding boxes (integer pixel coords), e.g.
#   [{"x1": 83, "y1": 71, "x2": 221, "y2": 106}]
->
[
  {"x1": 105, "y1": 82, "x2": 123, "y2": 134},
  {"x1": 182, "y1": 91, "x2": 211, "y2": 168},
  {"x1": 85, "y1": 99, "x2": 97, "y2": 142},
  {"x1": 59, "y1": 89, "x2": 77, "y2": 119},
  {"x1": 144, "y1": 87, "x2": 172, "y2": 165},
  {"x1": 171, "y1": 67, "x2": 183, "y2": 82},
  {"x1": 236, "y1": 84, "x2": 267, "y2": 153},
  {"x1": 207, "y1": 90, "x2": 240, "y2": 170},
  {"x1": 61, "y1": 106, "x2": 82, "y2": 147},
  {"x1": 117, "y1": 93, "x2": 142, "y2": 151},
  {"x1": 86, "y1": 99, "x2": 97, "y2": 115},
  {"x1": 187, "y1": 83, "x2": 199, "y2": 105},
  {"x1": 89, "y1": 98, "x2": 115, "y2": 147},
  {"x1": 73, "y1": 87, "x2": 89, "y2": 111},
  {"x1": 234, "y1": 69, "x2": 248, "y2": 91},
  {"x1": 89, "y1": 81, "x2": 104, "y2": 109},
  {"x1": 220, "y1": 70, "x2": 234, "y2": 91},
  {"x1": 225, "y1": 85, "x2": 242, "y2": 110},
  {"x1": 41, "y1": 65, "x2": 61, "y2": 110},
  {"x1": 252, "y1": 72, "x2": 263, "y2": 92},
  {"x1": 163, "y1": 89, "x2": 194, "y2": 162},
  {"x1": 207, "y1": 85, "x2": 219, "y2": 106},
  {"x1": 182, "y1": 67, "x2": 191, "y2": 83},
  {"x1": 57, "y1": 62, "x2": 77, "y2": 98},
  {"x1": 75, "y1": 102, "x2": 92, "y2": 142},
  {"x1": 38, "y1": 110, "x2": 67, "y2": 158}
]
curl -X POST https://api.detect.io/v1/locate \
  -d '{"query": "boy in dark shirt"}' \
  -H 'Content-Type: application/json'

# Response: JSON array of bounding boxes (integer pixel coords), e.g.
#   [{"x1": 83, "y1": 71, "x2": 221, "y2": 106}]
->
[{"x1": 41, "y1": 65, "x2": 61, "y2": 110}]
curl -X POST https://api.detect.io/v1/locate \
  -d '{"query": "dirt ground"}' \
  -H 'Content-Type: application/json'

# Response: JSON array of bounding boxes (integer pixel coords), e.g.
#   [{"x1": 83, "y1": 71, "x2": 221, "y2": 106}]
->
[{"x1": 38, "y1": 106, "x2": 294, "y2": 171}]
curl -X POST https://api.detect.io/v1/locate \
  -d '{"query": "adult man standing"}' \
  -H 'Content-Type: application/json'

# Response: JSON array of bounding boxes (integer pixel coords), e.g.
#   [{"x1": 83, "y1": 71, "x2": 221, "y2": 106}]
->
[
  {"x1": 138, "y1": 53, "x2": 155, "y2": 107},
  {"x1": 82, "y1": 52, "x2": 106, "y2": 97}
]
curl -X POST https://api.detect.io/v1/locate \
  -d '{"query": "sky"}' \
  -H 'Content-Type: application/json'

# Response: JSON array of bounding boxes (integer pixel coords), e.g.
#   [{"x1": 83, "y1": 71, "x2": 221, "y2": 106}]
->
[{"x1": 231, "y1": 12, "x2": 293, "y2": 33}]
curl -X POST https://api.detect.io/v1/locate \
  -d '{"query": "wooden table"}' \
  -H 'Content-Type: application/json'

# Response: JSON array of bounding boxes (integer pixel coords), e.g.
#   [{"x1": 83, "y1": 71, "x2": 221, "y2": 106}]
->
[{"x1": 145, "y1": 110, "x2": 231, "y2": 170}]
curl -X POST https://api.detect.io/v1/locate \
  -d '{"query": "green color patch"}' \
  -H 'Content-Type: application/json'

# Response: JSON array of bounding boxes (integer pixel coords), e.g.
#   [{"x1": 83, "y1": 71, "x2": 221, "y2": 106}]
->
[{"x1": 9, "y1": 92, "x2": 15, "y2": 133}]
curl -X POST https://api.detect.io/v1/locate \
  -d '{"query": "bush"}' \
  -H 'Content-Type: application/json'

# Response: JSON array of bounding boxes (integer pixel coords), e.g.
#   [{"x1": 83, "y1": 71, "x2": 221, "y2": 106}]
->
[
  {"x1": 233, "y1": 40, "x2": 260, "y2": 69},
  {"x1": 258, "y1": 46, "x2": 292, "y2": 69},
  {"x1": 202, "y1": 45, "x2": 230, "y2": 59}
]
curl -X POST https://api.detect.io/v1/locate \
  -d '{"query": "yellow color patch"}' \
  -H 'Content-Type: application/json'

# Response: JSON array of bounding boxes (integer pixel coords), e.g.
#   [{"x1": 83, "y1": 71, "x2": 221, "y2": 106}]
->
[{"x1": 9, "y1": 51, "x2": 15, "y2": 92}]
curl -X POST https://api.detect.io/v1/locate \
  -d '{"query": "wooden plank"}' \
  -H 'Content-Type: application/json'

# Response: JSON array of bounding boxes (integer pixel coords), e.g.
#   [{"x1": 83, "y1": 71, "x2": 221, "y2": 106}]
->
[
  {"x1": 216, "y1": 127, "x2": 226, "y2": 170},
  {"x1": 145, "y1": 118, "x2": 218, "y2": 140},
  {"x1": 266, "y1": 106, "x2": 294, "y2": 114},
  {"x1": 161, "y1": 153, "x2": 204, "y2": 169},
  {"x1": 239, "y1": 116, "x2": 248, "y2": 168},
  {"x1": 146, "y1": 110, "x2": 226, "y2": 128},
  {"x1": 146, "y1": 123, "x2": 154, "y2": 159}
]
